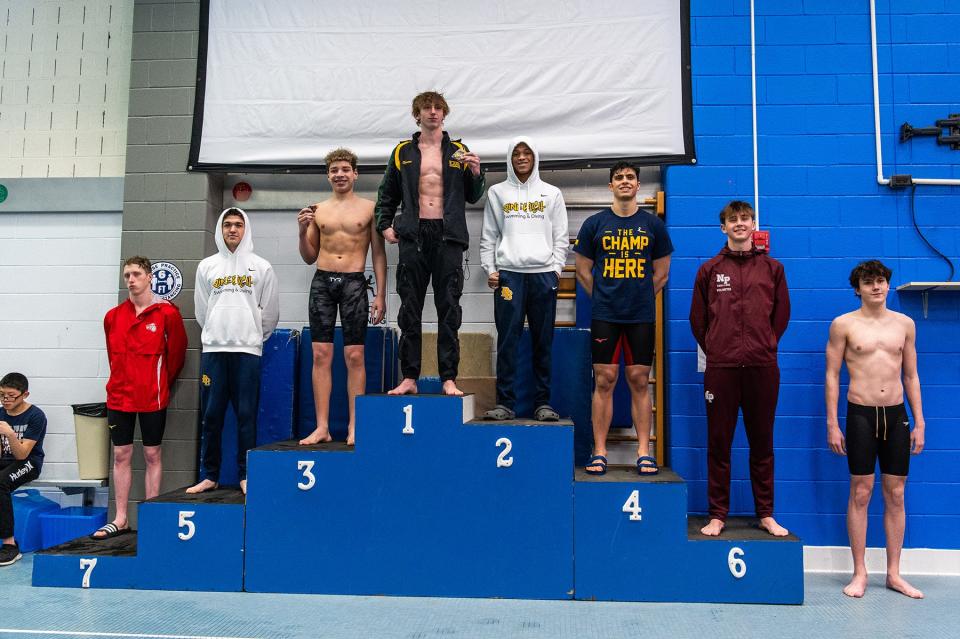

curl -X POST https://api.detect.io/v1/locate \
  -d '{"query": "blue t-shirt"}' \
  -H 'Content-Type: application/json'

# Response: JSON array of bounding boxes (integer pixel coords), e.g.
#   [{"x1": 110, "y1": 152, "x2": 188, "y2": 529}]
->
[
  {"x1": 0, "y1": 405, "x2": 46, "y2": 471},
  {"x1": 574, "y1": 208, "x2": 674, "y2": 323}
]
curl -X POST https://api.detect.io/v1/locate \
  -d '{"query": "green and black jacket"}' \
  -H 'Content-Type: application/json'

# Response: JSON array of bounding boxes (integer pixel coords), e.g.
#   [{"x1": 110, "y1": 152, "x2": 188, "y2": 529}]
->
[{"x1": 375, "y1": 131, "x2": 486, "y2": 248}]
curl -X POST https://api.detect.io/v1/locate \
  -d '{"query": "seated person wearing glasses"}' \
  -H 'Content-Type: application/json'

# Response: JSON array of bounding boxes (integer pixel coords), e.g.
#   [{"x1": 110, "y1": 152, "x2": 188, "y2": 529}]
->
[{"x1": 0, "y1": 372, "x2": 47, "y2": 567}]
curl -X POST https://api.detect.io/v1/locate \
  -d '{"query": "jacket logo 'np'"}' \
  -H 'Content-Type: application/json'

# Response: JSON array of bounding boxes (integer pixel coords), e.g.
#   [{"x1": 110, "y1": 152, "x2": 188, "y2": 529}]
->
[
  {"x1": 705, "y1": 390, "x2": 715, "y2": 403},
  {"x1": 715, "y1": 273, "x2": 732, "y2": 292}
]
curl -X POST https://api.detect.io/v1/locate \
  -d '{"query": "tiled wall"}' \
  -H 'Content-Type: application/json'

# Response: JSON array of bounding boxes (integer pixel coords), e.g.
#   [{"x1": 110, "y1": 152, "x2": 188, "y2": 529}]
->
[
  {"x1": 0, "y1": 1, "x2": 133, "y2": 177},
  {"x1": 666, "y1": 0, "x2": 960, "y2": 548}
]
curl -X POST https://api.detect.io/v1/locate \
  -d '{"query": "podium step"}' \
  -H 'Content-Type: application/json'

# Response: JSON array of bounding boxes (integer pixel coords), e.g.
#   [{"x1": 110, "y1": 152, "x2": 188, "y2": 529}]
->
[
  {"x1": 574, "y1": 469, "x2": 803, "y2": 603},
  {"x1": 687, "y1": 516, "x2": 801, "y2": 541},
  {"x1": 33, "y1": 532, "x2": 139, "y2": 589},
  {"x1": 33, "y1": 487, "x2": 246, "y2": 592},
  {"x1": 136, "y1": 487, "x2": 245, "y2": 591}
]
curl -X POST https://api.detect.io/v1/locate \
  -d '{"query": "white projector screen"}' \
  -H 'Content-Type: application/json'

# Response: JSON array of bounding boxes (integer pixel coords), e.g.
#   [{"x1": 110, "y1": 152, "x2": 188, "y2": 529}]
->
[{"x1": 189, "y1": 0, "x2": 694, "y2": 172}]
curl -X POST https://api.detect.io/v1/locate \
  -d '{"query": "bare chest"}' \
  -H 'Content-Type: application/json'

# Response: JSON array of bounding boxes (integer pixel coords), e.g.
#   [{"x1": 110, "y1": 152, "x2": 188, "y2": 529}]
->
[
  {"x1": 419, "y1": 145, "x2": 443, "y2": 182},
  {"x1": 314, "y1": 209, "x2": 370, "y2": 237},
  {"x1": 847, "y1": 324, "x2": 906, "y2": 359}
]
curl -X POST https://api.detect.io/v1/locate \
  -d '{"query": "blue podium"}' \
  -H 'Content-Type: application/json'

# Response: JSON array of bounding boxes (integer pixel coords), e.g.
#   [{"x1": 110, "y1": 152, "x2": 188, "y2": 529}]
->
[
  {"x1": 574, "y1": 467, "x2": 803, "y2": 603},
  {"x1": 245, "y1": 394, "x2": 575, "y2": 599},
  {"x1": 33, "y1": 488, "x2": 244, "y2": 592},
  {"x1": 33, "y1": 394, "x2": 803, "y2": 603}
]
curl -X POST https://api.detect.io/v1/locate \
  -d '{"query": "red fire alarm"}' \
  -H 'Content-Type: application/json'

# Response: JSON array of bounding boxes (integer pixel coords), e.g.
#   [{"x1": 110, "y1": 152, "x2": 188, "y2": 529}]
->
[
  {"x1": 232, "y1": 181, "x2": 252, "y2": 202},
  {"x1": 752, "y1": 230, "x2": 770, "y2": 253}
]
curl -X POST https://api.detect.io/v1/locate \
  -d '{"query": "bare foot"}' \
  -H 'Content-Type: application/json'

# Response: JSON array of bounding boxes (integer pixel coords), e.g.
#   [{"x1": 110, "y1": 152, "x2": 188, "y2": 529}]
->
[
  {"x1": 886, "y1": 574, "x2": 923, "y2": 599},
  {"x1": 700, "y1": 518, "x2": 725, "y2": 536},
  {"x1": 388, "y1": 378, "x2": 418, "y2": 395},
  {"x1": 92, "y1": 519, "x2": 129, "y2": 539},
  {"x1": 240, "y1": 479, "x2": 247, "y2": 495},
  {"x1": 185, "y1": 479, "x2": 218, "y2": 494},
  {"x1": 346, "y1": 428, "x2": 355, "y2": 446},
  {"x1": 843, "y1": 573, "x2": 868, "y2": 598},
  {"x1": 442, "y1": 380, "x2": 464, "y2": 396},
  {"x1": 759, "y1": 516, "x2": 790, "y2": 537},
  {"x1": 299, "y1": 427, "x2": 333, "y2": 445}
]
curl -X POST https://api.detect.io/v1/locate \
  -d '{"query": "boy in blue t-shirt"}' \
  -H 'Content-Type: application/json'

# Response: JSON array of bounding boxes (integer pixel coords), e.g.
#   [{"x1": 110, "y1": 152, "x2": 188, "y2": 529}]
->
[
  {"x1": 0, "y1": 372, "x2": 47, "y2": 566},
  {"x1": 574, "y1": 162, "x2": 673, "y2": 476}
]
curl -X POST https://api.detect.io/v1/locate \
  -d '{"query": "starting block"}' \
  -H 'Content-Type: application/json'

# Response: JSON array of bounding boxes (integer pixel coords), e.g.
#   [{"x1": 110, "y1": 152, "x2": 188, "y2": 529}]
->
[{"x1": 33, "y1": 487, "x2": 245, "y2": 592}]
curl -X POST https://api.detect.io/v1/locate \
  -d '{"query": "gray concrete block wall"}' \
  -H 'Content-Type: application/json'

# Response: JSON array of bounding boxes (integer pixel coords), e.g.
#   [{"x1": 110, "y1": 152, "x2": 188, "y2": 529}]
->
[{"x1": 116, "y1": 0, "x2": 220, "y2": 528}]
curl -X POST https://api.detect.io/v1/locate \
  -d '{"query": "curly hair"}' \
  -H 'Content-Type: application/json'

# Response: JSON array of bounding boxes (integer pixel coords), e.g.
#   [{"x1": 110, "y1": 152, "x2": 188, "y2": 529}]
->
[{"x1": 849, "y1": 260, "x2": 892, "y2": 294}]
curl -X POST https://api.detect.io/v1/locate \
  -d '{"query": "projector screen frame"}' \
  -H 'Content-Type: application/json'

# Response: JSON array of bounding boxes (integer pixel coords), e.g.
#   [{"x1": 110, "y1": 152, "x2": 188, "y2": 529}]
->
[{"x1": 187, "y1": 0, "x2": 696, "y2": 174}]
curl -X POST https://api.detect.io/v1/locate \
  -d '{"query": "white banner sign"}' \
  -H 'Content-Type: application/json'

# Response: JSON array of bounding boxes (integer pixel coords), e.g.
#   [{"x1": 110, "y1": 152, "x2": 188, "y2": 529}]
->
[{"x1": 191, "y1": 0, "x2": 694, "y2": 170}]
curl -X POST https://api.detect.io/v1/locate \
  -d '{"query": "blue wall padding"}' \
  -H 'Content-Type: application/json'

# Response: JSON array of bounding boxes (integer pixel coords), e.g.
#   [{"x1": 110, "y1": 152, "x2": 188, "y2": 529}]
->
[
  {"x1": 511, "y1": 327, "x2": 594, "y2": 466},
  {"x1": 216, "y1": 329, "x2": 300, "y2": 486},
  {"x1": 296, "y1": 326, "x2": 394, "y2": 440}
]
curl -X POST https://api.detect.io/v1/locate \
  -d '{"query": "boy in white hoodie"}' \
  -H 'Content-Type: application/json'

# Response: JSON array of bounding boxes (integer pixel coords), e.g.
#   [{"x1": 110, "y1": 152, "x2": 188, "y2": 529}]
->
[
  {"x1": 188, "y1": 208, "x2": 279, "y2": 495},
  {"x1": 480, "y1": 138, "x2": 568, "y2": 421}
]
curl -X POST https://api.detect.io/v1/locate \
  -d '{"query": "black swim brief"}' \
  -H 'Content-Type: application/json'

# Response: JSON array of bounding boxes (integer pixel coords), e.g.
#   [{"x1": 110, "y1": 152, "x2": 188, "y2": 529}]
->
[
  {"x1": 845, "y1": 401, "x2": 911, "y2": 476},
  {"x1": 308, "y1": 270, "x2": 369, "y2": 345}
]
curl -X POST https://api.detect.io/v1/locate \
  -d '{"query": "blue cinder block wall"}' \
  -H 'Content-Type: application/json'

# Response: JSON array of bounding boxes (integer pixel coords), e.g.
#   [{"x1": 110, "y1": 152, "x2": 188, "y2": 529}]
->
[{"x1": 666, "y1": 1, "x2": 960, "y2": 548}]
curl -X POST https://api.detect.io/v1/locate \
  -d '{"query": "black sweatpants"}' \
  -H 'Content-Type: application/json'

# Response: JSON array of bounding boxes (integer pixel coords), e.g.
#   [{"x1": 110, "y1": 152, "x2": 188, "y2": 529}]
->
[
  {"x1": 1, "y1": 459, "x2": 41, "y2": 540},
  {"x1": 396, "y1": 220, "x2": 465, "y2": 382}
]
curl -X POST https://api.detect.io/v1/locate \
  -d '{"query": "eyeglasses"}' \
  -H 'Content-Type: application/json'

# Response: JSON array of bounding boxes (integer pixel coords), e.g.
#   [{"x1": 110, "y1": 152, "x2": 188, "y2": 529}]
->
[{"x1": 1, "y1": 392, "x2": 24, "y2": 401}]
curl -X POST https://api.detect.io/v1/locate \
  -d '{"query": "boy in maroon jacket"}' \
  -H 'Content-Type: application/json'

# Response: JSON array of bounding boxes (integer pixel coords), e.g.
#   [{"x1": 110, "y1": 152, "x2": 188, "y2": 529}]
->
[{"x1": 689, "y1": 201, "x2": 790, "y2": 537}]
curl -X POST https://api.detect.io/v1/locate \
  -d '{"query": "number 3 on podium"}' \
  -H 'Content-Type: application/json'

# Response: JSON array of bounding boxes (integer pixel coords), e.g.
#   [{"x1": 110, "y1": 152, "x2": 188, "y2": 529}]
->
[{"x1": 298, "y1": 460, "x2": 316, "y2": 490}]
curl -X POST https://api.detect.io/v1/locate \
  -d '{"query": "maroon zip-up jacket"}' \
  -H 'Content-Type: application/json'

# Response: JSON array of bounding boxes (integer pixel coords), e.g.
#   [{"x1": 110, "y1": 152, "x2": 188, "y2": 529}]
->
[{"x1": 689, "y1": 246, "x2": 790, "y2": 368}]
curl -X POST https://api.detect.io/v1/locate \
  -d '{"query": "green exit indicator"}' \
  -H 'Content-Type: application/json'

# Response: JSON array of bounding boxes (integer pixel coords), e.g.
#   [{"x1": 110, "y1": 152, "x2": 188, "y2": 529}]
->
[{"x1": 0, "y1": 184, "x2": 7, "y2": 204}]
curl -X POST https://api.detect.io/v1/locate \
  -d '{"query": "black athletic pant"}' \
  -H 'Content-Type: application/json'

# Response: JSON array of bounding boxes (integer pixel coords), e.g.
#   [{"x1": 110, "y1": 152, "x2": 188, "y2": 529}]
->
[
  {"x1": 1, "y1": 459, "x2": 41, "y2": 540},
  {"x1": 397, "y1": 220, "x2": 464, "y2": 382}
]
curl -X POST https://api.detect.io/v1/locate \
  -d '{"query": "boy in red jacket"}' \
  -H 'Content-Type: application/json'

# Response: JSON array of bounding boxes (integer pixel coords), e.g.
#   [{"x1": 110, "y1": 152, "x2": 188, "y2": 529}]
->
[
  {"x1": 689, "y1": 201, "x2": 790, "y2": 537},
  {"x1": 93, "y1": 256, "x2": 187, "y2": 539}
]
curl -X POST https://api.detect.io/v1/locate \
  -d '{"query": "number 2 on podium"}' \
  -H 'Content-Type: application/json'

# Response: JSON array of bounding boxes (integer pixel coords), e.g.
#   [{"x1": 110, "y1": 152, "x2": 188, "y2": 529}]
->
[{"x1": 495, "y1": 437, "x2": 513, "y2": 467}]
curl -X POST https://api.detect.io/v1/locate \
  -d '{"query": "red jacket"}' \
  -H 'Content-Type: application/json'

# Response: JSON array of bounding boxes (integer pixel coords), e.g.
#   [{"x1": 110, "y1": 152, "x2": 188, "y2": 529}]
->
[
  {"x1": 104, "y1": 299, "x2": 188, "y2": 412},
  {"x1": 689, "y1": 246, "x2": 790, "y2": 368}
]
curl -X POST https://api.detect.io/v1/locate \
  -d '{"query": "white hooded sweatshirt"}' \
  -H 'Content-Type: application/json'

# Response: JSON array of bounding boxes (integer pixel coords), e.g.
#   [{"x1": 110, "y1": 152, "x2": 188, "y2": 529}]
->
[
  {"x1": 480, "y1": 137, "x2": 568, "y2": 276},
  {"x1": 195, "y1": 208, "x2": 280, "y2": 356}
]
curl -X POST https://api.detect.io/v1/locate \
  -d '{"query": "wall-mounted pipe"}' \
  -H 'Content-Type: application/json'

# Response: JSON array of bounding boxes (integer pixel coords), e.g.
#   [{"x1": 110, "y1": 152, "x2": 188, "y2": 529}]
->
[
  {"x1": 750, "y1": 0, "x2": 761, "y2": 226},
  {"x1": 870, "y1": 0, "x2": 960, "y2": 186}
]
